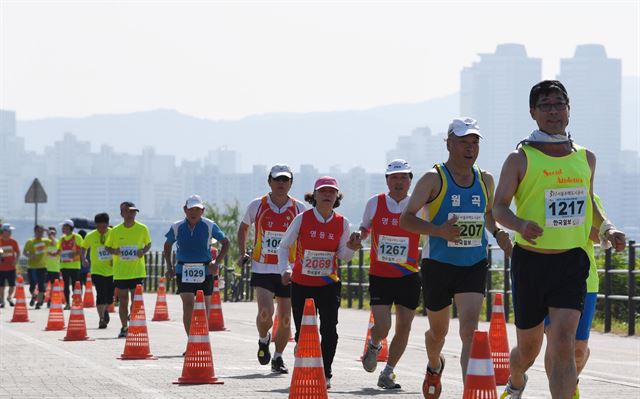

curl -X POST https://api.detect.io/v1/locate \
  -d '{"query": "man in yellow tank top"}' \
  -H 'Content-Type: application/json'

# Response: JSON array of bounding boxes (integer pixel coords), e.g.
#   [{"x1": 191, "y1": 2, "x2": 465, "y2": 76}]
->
[{"x1": 493, "y1": 80, "x2": 626, "y2": 399}]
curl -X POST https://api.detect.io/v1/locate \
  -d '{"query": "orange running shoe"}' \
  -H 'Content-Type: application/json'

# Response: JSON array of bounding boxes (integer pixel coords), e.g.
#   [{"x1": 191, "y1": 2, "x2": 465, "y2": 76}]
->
[{"x1": 422, "y1": 355, "x2": 445, "y2": 398}]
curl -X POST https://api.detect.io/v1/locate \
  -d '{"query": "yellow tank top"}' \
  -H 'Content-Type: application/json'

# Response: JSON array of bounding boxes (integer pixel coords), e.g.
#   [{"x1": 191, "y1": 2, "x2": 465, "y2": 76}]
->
[{"x1": 514, "y1": 144, "x2": 592, "y2": 250}]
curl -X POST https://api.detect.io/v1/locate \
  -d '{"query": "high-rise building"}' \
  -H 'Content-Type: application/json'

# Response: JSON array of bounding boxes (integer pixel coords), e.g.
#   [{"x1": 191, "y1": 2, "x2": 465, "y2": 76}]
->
[
  {"x1": 558, "y1": 44, "x2": 621, "y2": 174},
  {"x1": 460, "y1": 44, "x2": 542, "y2": 175}
]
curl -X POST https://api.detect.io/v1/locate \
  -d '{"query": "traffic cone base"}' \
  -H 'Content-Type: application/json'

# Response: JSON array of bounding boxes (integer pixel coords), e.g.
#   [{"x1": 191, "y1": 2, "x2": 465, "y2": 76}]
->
[
  {"x1": 288, "y1": 298, "x2": 328, "y2": 399},
  {"x1": 118, "y1": 285, "x2": 156, "y2": 360},
  {"x1": 175, "y1": 290, "x2": 223, "y2": 384}
]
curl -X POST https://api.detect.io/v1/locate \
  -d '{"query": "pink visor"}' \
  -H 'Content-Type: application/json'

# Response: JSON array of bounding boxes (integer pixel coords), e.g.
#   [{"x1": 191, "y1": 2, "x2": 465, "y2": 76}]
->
[{"x1": 314, "y1": 176, "x2": 339, "y2": 191}]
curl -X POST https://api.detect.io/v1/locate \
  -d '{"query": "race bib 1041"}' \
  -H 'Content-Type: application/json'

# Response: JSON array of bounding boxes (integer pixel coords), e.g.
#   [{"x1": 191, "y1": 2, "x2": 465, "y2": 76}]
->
[
  {"x1": 181, "y1": 263, "x2": 206, "y2": 283},
  {"x1": 377, "y1": 235, "x2": 409, "y2": 263},
  {"x1": 301, "y1": 250, "x2": 335, "y2": 277},
  {"x1": 261, "y1": 230, "x2": 284, "y2": 256},
  {"x1": 448, "y1": 212, "x2": 484, "y2": 248},
  {"x1": 545, "y1": 187, "x2": 587, "y2": 228},
  {"x1": 119, "y1": 246, "x2": 139, "y2": 261}
]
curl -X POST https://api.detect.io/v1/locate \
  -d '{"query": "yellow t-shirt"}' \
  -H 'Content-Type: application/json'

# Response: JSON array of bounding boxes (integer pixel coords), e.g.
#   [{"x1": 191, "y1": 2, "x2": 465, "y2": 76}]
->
[
  {"x1": 46, "y1": 241, "x2": 60, "y2": 273},
  {"x1": 82, "y1": 229, "x2": 113, "y2": 277},
  {"x1": 58, "y1": 233, "x2": 84, "y2": 270},
  {"x1": 24, "y1": 238, "x2": 51, "y2": 269},
  {"x1": 105, "y1": 221, "x2": 151, "y2": 280}
]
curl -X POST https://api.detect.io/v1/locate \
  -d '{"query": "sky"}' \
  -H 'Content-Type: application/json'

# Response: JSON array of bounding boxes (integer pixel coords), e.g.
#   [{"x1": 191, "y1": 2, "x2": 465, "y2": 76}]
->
[{"x1": 1, "y1": 0, "x2": 639, "y2": 121}]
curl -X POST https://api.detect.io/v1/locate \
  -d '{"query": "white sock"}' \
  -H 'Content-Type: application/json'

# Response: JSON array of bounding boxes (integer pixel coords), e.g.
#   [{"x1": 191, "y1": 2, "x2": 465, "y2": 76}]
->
[
  {"x1": 369, "y1": 338, "x2": 381, "y2": 349},
  {"x1": 382, "y1": 364, "x2": 394, "y2": 376},
  {"x1": 259, "y1": 332, "x2": 270, "y2": 344},
  {"x1": 273, "y1": 352, "x2": 282, "y2": 359}
]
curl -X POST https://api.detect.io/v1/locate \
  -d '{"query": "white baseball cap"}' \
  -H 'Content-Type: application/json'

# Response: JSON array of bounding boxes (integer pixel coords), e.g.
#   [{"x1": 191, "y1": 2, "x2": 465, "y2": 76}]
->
[
  {"x1": 448, "y1": 117, "x2": 483, "y2": 138},
  {"x1": 185, "y1": 194, "x2": 205, "y2": 209},
  {"x1": 385, "y1": 159, "x2": 412, "y2": 175},
  {"x1": 270, "y1": 164, "x2": 293, "y2": 179},
  {"x1": 0, "y1": 223, "x2": 15, "y2": 232},
  {"x1": 61, "y1": 219, "x2": 74, "y2": 228}
]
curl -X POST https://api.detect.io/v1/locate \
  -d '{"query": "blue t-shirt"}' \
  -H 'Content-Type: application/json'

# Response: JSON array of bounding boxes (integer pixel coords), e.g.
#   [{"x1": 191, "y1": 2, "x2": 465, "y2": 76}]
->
[{"x1": 165, "y1": 217, "x2": 225, "y2": 275}]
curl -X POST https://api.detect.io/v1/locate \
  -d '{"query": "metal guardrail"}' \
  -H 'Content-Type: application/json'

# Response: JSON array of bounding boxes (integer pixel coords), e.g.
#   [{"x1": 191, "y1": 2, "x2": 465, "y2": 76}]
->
[{"x1": 142, "y1": 239, "x2": 638, "y2": 335}]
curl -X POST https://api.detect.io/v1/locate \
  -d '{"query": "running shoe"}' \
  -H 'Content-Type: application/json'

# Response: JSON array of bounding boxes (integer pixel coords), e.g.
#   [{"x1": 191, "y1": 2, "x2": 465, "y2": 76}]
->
[
  {"x1": 29, "y1": 297, "x2": 36, "y2": 307},
  {"x1": 326, "y1": 377, "x2": 331, "y2": 389},
  {"x1": 362, "y1": 341, "x2": 381, "y2": 372},
  {"x1": 500, "y1": 374, "x2": 528, "y2": 399},
  {"x1": 271, "y1": 356, "x2": 288, "y2": 374},
  {"x1": 573, "y1": 379, "x2": 580, "y2": 399},
  {"x1": 7, "y1": 298, "x2": 14, "y2": 307},
  {"x1": 35, "y1": 301, "x2": 42, "y2": 310},
  {"x1": 104, "y1": 310, "x2": 110, "y2": 325},
  {"x1": 0, "y1": 301, "x2": 4, "y2": 308},
  {"x1": 257, "y1": 332, "x2": 271, "y2": 365},
  {"x1": 98, "y1": 320, "x2": 107, "y2": 329},
  {"x1": 118, "y1": 327, "x2": 128, "y2": 338},
  {"x1": 422, "y1": 355, "x2": 445, "y2": 399},
  {"x1": 377, "y1": 372, "x2": 401, "y2": 389}
]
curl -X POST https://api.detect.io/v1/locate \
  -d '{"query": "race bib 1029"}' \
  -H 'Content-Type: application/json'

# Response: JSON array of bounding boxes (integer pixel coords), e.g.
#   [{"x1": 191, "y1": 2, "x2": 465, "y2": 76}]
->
[{"x1": 181, "y1": 263, "x2": 206, "y2": 283}]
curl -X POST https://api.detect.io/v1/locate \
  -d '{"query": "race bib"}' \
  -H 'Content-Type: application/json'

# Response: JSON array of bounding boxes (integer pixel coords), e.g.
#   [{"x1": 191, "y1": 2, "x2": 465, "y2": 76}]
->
[
  {"x1": 302, "y1": 250, "x2": 334, "y2": 277},
  {"x1": 261, "y1": 230, "x2": 284, "y2": 256},
  {"x1": 34, "y1": 243, "x2": 46, "y2": 255},
  {"x1": 1, "y1": 246, "x2": 14, "y2": 257},
  {"x1": 181, "y1": 263, "x2": 206, "y2": 283},
  {"x1": 60, "y1": 250, "x2": 74, "y2": 262},
  {"x1": 119, "y1": 246, "x2": 139, "y2": 260},
  {"x1": 545, "y1": 187, "x2": 587, "y2": 228},
  {"x1": 448, "y1": 212, "x2": 484, "y2": 248},
  {"x1": 97, "y1": 246, "x2": 112, "y2": 261},
  {"x1": 377, "y1": 235, "x2": 409, "y2": 263}
]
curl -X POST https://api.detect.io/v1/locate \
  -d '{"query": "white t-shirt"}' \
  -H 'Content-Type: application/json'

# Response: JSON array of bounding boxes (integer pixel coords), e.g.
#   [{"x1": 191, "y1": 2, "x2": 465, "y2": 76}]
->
[
  {"x1": 241, "y1": 195, "x2": 306, "y2": 274},
  {"x1": 278, "y1": 208, "x2": 355, "y2": 275}
]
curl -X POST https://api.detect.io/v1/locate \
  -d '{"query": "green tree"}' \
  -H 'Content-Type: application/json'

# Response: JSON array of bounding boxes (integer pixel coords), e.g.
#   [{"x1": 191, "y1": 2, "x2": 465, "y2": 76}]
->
[{"x1": 205, "y1": 200, "x2": 247, "y2": 263}]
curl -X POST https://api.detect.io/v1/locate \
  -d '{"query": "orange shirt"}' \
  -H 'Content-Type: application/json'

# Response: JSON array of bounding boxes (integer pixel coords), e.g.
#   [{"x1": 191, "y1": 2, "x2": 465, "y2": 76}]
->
[{"x1": 0, "y1": 238, "x2": 20, "y2": 272}]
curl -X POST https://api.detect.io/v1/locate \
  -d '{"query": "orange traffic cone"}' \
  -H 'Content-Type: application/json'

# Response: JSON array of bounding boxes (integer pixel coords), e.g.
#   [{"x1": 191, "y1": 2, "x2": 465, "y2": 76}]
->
[
  {"x1": 272, "y1": 314, "x2": 295, "y2": 343},
  {"x1": 63, "y1": 282, "x2": 91, "y2": 341},
  {"x1": 44, "y1": 281, "x2": 52, "y2": 303},
  {"x1": 10, "y1": 275, "x2": 30, "y2": 322},
  {"x1": 463, "y1": 330, "x2": 498, "y2": 399},
  {"x1": 489, "y1": 293, "x2": 510, "y2": 385},
  {"x1": 208, "y1": 278, "x2": 226, "y2": 331},
  {"x1": 152, "y1": 277, "x2": 169, "y2": 321},
  {"x1": 83, "y1": 273, "x2": 95, "y2": 308},
  {"x1": 288, "y1": 298, "x2": 327, "y2": 399},
  {"x1": 108, "y1": 288, "x2": 117, "y2": 313},
  {"x1": 360, "y1": 311, "x2": 389, "y2": 362},
  {"x1": 45, "y1": 279, "x2": 65, "y2": 331},
  {"x1": 174, "y1": 290, "x2": 224, "y2": 384},
  {"x1": 118, "y1": 284, "x2": 156, "y2": 360}
]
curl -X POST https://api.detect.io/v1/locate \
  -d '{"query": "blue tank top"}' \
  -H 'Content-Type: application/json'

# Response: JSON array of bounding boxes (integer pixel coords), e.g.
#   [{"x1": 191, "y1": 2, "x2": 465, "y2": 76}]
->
[{"x1": 426, "y1": 163, "x2": 488, "y2": 267}]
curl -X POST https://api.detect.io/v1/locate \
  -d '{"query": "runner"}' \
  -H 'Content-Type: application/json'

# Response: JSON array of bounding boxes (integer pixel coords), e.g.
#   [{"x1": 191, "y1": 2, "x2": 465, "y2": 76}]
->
[
  {"x1": 81, "y1": 213, "x2": 114, "y2": 329},
  {"x1": 358, "y1": 159, "x2": 422, "y2": 389},
  {"x1": 280, "y1": 176, "x2": 363, "y2": 388},
  {"x1": 237, "y1": 164, "x2": 306, "y2": 373},
  {"x1": 492, "y1": 80, "x2": 626, "y2": 398},
  {"x1": 400, "y1": 117, "x2": 512, "y2": 399},
  {"x1": 23, "y1": 225, "x2": 50, "y2": 309},
  {"x1": 164, "y1": 195, "x2": 230, "y2": 343},
  {"x1": 58, "y1": 219, "x2": 83, "y2": 309},
  {"x1": 45, "y1": 227, "x2": 61, "y2": 307},
  {"x1": 543, "y1": 195, "x2": 624, "y2": 399},
  {"x1": 0, "y1": 223, "x2": 20, "y2": 308},
  {"x1": 105, "y1": 201, "x2": 152, "y2": 338}
]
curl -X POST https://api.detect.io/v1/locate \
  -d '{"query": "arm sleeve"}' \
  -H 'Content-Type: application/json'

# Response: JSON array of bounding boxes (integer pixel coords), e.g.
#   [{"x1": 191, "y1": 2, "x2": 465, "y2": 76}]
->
[
  {"x1": 241, "y1": 199, "x2": 260, "y2": 225},
  {"x1": 164, "y1": 226, "x2": 176, "y2": 244},
  {"x1": 277, "y1": 212, "x2": 303, "y2": 274},
  {"x1": 337, "y1": 217, "x2": 356, "y2": 261},
  {"x1": 211, "y1": 223, "x2": 226, "y2": 241},
  {"x1": 359, "y1": 196, "x2": 378, "y2": 230}
]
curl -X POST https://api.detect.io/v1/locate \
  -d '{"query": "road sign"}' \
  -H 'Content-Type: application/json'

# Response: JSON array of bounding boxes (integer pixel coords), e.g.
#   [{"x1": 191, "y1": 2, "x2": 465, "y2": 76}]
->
[{"x1": 25, "y1": 178, "x2": 47, "y2": 204}]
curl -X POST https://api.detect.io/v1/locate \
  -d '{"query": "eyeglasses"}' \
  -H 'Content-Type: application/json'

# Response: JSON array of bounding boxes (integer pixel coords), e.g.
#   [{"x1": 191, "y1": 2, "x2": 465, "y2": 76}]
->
[
  {"x1": 536, "y1": 102, "x2": 568, "y2": 112},
  {"x1": 273, "y1": 176, "x2": 291, "y2": 182}
]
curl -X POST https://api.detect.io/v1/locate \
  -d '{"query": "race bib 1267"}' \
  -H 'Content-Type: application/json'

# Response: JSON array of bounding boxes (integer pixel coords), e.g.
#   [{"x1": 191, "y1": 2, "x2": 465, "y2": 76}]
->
[{"x1": 377, "y1": 235, "x2": 409, "y2": 263}]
